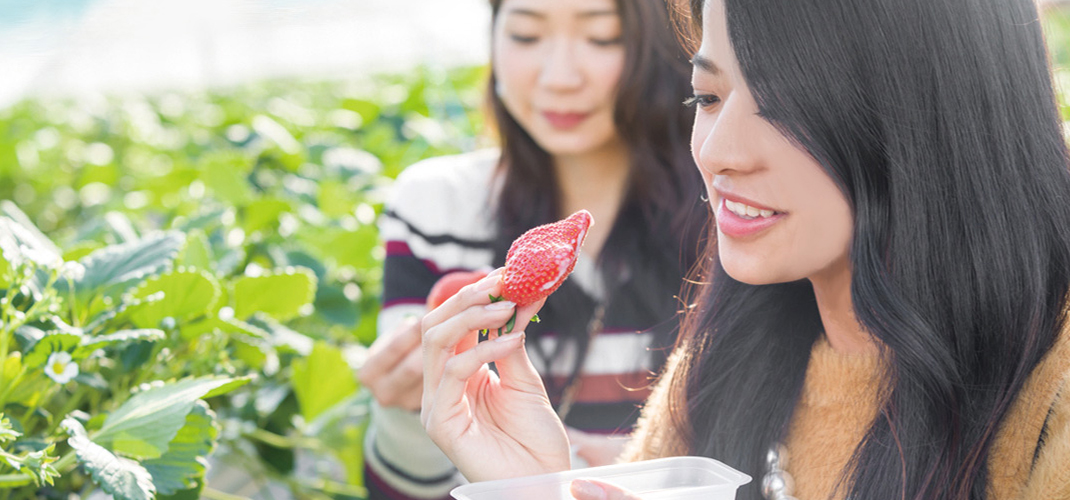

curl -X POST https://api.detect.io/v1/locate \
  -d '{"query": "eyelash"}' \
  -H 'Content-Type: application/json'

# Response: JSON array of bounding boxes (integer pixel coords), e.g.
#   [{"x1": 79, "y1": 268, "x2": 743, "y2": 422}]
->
[
  {"x1": 590, "y1": 37, "x2": 622, "y2": 47},
  {"x1": 510, "y1": 34, "x2": 538, "y2": 44},
  {"x1": 507, "y1": 35, "x2": 622, "y2": 46},
  {"x1": 684, "y1": 94, "x2": 721, "y2": 109}
]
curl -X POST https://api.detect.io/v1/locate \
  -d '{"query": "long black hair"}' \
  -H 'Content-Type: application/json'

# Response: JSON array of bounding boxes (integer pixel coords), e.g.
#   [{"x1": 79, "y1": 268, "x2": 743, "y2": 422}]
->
[
  {"x1": 668, "y1": 0, "x2": 1070, "y2": 498},
  {"x1": 486, "y1": 0, "x2": 706, "y2": 403}
]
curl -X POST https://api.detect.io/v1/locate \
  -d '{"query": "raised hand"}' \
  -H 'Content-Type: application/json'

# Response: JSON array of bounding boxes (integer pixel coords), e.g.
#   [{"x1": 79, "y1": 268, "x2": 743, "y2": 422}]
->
[
  {"x1": 359, "y1": 316, "x2": 425, "y2": 411},
  {"x1": 420, "y1": 269, "x2": 571, "y2": 482}
]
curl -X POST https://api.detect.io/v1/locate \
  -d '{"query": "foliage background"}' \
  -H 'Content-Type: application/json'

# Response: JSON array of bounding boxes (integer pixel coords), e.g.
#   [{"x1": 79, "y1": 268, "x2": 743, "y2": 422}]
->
[{"x1": 0, "y1": 5, "x2": 1066, "y2": 499}]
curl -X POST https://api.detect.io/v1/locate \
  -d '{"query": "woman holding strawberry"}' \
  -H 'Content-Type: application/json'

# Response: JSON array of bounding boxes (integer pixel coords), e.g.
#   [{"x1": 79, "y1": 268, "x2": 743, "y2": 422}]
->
[
  {"x1": 358, "y1": 0, "x2": 705, "y2": 498},
  {"x1": 420, "y1": 0, "x2": 1070, "y2": 499}
]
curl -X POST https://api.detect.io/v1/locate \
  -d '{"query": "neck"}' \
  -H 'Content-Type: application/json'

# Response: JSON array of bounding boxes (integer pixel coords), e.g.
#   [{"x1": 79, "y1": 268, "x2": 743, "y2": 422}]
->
[
  {"x1": 809, "y1": 260, "x2": 877, "y2": 355},
  {"x1": 552, "y1": 140, "x2": 630, "y2": 213},
  {"x1": 551, "y1": 138, "x2": 630, "y2": 258}
]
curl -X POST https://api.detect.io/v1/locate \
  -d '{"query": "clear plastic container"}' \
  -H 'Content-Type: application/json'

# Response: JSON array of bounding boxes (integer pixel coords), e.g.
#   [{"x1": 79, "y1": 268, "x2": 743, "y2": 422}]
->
[{"x1": 450, "y1": 456, "x2": 752, "y2": 500}]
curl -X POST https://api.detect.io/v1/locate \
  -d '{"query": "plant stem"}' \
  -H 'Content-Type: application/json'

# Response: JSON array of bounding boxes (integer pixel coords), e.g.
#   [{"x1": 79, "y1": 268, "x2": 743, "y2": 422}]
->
[
  {"x1": 0, "y1": 473, "x2": 33, "y2": 488},
  {"x1": 244, "y1": 428, "x2": 322, "y2": 451}
]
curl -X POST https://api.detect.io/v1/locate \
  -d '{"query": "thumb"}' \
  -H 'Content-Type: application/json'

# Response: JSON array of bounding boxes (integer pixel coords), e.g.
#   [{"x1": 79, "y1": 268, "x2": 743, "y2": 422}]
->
[{"x1": 490, "y1": 329, "x2": 546, "y2": 394}]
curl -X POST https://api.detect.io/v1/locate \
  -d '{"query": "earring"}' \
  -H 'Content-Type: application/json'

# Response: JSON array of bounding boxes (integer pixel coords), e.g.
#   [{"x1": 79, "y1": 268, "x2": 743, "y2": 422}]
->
[{"x1": 495, "y1": 80, "x2": 506, "y2": 98}]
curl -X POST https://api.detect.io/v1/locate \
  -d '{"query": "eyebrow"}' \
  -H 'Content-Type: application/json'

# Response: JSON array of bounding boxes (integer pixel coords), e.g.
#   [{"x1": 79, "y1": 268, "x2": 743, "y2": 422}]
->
[
  {"x1": 505, "y1": 8, "x2": 618, "y2": 19},
  {"x1": 691, "y1": 54, "x2": 721, "y2": 75}
]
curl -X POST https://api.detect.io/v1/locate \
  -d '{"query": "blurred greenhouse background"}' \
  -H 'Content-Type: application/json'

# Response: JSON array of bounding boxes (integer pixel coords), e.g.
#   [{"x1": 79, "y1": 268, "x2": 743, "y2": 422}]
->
[{"x1": 0, "y1": 0, "x2": 1066, "y2": 499}]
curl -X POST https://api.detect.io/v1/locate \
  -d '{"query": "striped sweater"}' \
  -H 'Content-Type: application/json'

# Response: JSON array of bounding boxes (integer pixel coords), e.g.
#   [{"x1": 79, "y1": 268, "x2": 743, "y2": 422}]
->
[{"x1": 364, "y1": 150, "x2": 688, "y2": 500}]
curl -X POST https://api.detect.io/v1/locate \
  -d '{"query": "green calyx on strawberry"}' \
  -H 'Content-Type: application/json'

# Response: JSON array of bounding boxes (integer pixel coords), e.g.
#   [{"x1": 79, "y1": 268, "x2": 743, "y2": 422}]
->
[{"x1": 482, "y1": 210, "x2": 593, "y2": 340}]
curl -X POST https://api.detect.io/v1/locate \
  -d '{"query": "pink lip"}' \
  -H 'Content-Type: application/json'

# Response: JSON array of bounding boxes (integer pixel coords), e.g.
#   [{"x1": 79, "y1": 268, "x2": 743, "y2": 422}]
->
[
  {"x1": 715, "y1": 194, "x2": 786, "y2": 239},
  {"x1": 542, "y1": 111, "x2": 589, "y2": 130}
]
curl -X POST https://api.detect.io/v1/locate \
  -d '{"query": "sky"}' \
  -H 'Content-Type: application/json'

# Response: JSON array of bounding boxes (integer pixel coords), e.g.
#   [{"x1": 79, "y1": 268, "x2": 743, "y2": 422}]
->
[{"x1": 0, "y1": 0, "x2": 491, "y2": 108}]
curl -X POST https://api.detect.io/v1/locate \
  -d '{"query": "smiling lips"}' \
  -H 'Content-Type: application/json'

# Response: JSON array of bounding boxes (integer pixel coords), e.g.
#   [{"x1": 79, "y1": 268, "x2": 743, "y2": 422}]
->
[
  {"x1": 543, "y1": 111, "x2": 589, "y2": 129},
  {"x1": 716, "y1": 196, "x2": 786, "y2": 238}
]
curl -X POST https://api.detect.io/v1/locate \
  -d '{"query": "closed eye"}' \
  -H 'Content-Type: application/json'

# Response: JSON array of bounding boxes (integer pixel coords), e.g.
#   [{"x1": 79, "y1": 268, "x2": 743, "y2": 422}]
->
[
  {"x1": 683, "y1": 94, "x2": 722, "y2": 109},
  {"x1": 510, "y1": 34, "x2": 539, "y2": 44}
]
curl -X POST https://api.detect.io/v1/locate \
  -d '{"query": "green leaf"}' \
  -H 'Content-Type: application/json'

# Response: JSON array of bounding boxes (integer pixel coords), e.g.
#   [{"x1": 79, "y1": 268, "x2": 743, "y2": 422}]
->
[
  {"x1": 0, "y1": 217, "x2": 60, "y2": 269},
  {"x1": 24, "y1": 333, "x2": 80, "y2": 368},
  {"x1": 143, "y1": 401, "x2": 217, "y2": 495},
  {"x1": 198, "y1": 151, "x2": 253, "y2": 205},
  {"x1": 7, "y1": 443, "x2": 61, "y2": 487},
  {"x1": 291, "y1": 342, "x2": 359, "y2": 421},
  {"x1": 96, "y1": 376, "x2": 246, "y2": 459},
  {"x1": 0, "y1": 201, "x2": 61, "y2": 264},
  {"x1": 242, "y1": 197, "x2": 291, "y2": 233},
  {"x1": 0, "y1": 413, "x2": 22, "y2": 443},
  {"x1": 246, "y1": 314, "x2": 313, "y2": 355},
  {"x1": 179, "y1": 316, "x2": 268, "y2": 341},
  {"x1": 318, "y1": 181, "x2": 358, "y2": 218},
  {"x1": 68, "y1": 232, "x2": 185, "y2": 308},
  {"x1": 175, "y1": 230, "x2": 212, "y2": 271},
  {"x1": 3, "y1": 353, "x2": 22, "y2": 384},
  {"x1": 128, "y1": 269, "x2": 221, "y2": 329},
  {"x1": 74, "y1": 329, "x2": 166, "y2": 358},
  {"x1": 63, "y1": 418, "x2": 156, "y2": 500},
  {"x1": 232, "y1": 267, "x2": 317, "y2": 321},
  {"x1": 62, "y1": 241, "x2": 104, "y2": 262}
]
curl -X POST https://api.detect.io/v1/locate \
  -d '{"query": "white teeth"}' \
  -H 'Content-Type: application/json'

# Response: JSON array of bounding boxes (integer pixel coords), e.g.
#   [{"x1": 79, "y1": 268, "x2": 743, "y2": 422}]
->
[{"x1": 725, "y1": 199, "x2": 776, "y2": 219}]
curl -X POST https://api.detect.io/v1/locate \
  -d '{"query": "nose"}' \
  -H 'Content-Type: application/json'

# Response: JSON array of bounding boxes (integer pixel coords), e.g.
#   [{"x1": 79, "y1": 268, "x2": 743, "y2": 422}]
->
[
  {"x1": 537, "y1": 37, "x2": 584, "y2": 92},
  {"x1": 693, "y1": 94, "x2": 762, "y2": 177}
]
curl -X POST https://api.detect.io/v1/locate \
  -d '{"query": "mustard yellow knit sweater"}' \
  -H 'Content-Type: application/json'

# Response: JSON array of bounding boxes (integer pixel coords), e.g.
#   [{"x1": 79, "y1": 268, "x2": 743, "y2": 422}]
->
[{"x1": 622, "y1": 329, "x2": 1070, "y2": 499}]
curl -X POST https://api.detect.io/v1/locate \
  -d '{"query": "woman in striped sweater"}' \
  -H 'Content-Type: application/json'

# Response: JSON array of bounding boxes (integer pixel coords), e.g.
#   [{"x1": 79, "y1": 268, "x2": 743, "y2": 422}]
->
[{"x1": 357, "y1": 0, "x2": 705, "y2": 498}]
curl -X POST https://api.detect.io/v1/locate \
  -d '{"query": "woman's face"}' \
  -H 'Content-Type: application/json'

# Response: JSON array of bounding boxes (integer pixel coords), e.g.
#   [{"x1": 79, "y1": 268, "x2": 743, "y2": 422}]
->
[
  {"x1": 492, "y1": 0, "x2": 625, "y2": 158},
  {"x1": 690, "y1": 0, "x2": 853, "y2": 286}
]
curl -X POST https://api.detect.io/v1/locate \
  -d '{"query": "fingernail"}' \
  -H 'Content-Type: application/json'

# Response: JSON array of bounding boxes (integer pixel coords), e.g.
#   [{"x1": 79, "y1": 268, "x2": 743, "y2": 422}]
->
[
  {"x1": 570, "y1": 480, "x2": 607, "y2": 500},
  {"x1": 484, "y1": 300, "x2": 515, "y2": 311},
  {"x1": 495, "y1": 331, "x2": 524, "y2": 343},
  {"x1": 488, "y1": 267, "x2": 504, "y2": 277}
]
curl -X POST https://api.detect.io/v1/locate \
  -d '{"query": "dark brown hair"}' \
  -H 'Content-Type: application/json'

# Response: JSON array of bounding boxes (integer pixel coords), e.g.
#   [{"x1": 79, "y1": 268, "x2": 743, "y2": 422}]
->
[
  {"x1": 668, "y1": 0, "x2": 1070, "y2": 499},
  {"x1": 485, "y1": 0, "x2": 705, "y2": 401}
]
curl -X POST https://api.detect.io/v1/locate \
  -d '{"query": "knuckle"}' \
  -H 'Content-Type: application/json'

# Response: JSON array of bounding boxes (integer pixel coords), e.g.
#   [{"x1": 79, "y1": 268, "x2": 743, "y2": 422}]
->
[{"x1": 443, "y1": 357, "x2": 465, "y2": 379}]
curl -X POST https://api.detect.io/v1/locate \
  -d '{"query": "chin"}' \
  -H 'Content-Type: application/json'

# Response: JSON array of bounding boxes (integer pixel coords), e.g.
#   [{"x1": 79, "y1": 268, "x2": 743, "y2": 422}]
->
[
  {"x1": 721, "y1": 261, "x2": 780, "y2": 286},
  {"x1": 719, "y1": 252, "x2": 801, "y2": 286},
  {"x1": 533, "y1": 136, "x2": 601, "y2": 156}
]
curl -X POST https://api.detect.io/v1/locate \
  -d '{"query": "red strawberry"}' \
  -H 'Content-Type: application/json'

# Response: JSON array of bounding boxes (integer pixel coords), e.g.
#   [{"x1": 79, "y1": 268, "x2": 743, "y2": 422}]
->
[
  {"x1": 500, "y1": 210, "x2": 593, "y2": 307},
  {"x1": 426, "y1": 270, "x2": 490, "y2": 309}
]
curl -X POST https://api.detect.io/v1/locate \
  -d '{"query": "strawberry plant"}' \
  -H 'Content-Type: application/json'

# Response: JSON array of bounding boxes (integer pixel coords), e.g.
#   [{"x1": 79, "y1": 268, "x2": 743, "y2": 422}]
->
[{"x1": 0, "y1": 66, "x2": 488, "y2": 498}]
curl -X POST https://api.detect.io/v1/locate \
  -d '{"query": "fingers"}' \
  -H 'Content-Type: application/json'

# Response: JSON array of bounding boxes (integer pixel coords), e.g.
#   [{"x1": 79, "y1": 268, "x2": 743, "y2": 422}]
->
[
  {"x1": 422, "y1": 330, "x2": 527, "y2": 433},
  {"x1": 570, "y1": 479, "x2": 644, "y2": 500},
  {"x1": 371, "y1": 347, "x2": 424, "y2": 410},
  {"x1": 423, "y1": 268, "x2": 503, "y2": 327},
  {"x1": 565, "y1": 428, "x2": 630, "y2": 467},
  {"x1": 422, "y1": 287, "x2": 517, "y2": 398},
  {"x1": 361, "y1": 317, "x2": 421, "y2": 379},
  {"x1": 360, "y1": 317, "x2": 422, "y2": 405},
  {"x1": 493, "y1": 325, "x2": 546, "y2": 393}
]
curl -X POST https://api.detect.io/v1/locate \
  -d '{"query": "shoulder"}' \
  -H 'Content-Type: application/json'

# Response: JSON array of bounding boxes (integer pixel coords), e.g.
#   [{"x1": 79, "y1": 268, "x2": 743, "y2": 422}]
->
[
  {"x1": 381, "y1": 149, "x2": 500, "y2": 242},
  {"x1": 387, "y1": 149, "x2": 499, "y2": 213},
  {"x1": 995, "y1": 327, "x2": 1070, "y2": 498},
  {"x1": 620, "y1": 345, "x2": 691, "y2": 462},
  {"x1": 1016, "y1": 364, "x2": 1070, "y2": 498}
]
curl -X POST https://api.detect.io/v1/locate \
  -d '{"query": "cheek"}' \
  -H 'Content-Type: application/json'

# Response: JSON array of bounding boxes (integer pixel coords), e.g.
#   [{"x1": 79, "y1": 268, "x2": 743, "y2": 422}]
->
[
  {"x1": 594, "y1": 51, "x2": 626, "y2": 94},
  {"x1": 690, "y1": 116, "x2": 714, "y2": 180}
]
